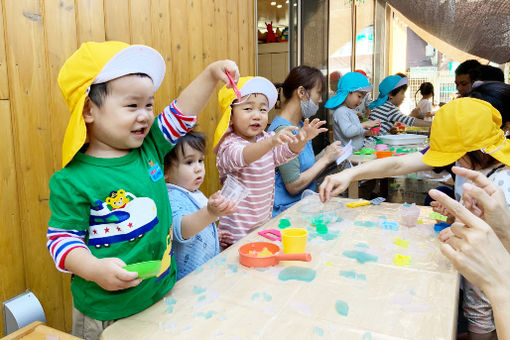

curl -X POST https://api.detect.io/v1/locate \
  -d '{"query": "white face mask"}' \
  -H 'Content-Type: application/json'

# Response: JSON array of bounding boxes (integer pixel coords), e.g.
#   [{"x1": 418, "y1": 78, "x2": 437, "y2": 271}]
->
[{"x1": 301, "y1": 91, "x2": 319, "y2": 119}]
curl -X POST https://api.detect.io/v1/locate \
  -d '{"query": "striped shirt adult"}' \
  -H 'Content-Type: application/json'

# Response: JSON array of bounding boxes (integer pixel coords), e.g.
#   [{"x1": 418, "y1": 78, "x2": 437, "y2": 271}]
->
[
  {"x1": 366, "y1": 101, "x2": 415, "y2": 143},
  {"x1": 216, "y1": 131, "x2": 297, "y2": 241}
]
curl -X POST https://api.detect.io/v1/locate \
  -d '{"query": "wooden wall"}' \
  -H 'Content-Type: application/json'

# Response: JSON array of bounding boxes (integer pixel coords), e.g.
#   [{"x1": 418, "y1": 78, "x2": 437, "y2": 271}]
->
[{"x1": 0, "y1": 0, "x2": 255, "y2": 334}]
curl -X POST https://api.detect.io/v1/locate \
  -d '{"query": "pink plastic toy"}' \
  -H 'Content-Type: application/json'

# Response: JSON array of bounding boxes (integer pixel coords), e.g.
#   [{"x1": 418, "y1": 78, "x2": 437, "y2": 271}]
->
[
  {"x1": 258, "y1": 229, "x2": 282, "y2": 241},
  {"x1": 225, "y1": 70, "x2": 242, "y2": 102}
]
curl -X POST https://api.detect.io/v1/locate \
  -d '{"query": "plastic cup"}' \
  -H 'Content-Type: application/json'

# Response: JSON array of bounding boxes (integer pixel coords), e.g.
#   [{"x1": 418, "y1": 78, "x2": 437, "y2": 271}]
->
[
  {"x1": 375, "y1": 144, "x2": 388, "y2": 151},
  {"x1": 220, "y1": 175, "x2": 249, "y2": 202},
  {"x1": 281, "y1": 228, "x2": 308, "y2": 254},
  {"x1": 400, "y1": 204, "x2": 420, "y2": 227},
  {"x1": 370, "y1": 126, "x2": 380, "y2": 134}
]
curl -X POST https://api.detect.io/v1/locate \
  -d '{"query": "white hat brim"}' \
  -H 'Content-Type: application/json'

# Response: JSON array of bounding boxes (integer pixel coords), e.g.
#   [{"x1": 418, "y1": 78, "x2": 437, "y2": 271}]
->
[
  {"x1": 239, "y1": 77, "x2": 278, "y2": 110},
  {"x1": 93, "y1": 45, "x2": 166, "y2": 91}
]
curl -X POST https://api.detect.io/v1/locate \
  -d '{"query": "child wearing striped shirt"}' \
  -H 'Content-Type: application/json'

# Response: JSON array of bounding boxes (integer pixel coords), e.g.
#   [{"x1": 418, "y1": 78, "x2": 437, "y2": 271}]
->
[
  {"x1": 213, "y1": 76, "x2": 328, "y2": 246},
  {"x1": 366, "y1": 74, "x2": 431, "y2": 144}
]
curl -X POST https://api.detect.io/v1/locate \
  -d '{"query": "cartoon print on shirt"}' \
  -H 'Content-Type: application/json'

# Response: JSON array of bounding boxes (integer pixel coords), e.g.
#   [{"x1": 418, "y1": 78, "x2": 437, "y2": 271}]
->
[
  {"x1": 88, "y1": 190, "x2": 158, "y2": 248},
  {"x1": 105, "y1": 189, "x2": 133, "y2": 210},
  {"x1": 156, "y1": 230, "x2": 173, "y2": 281}
]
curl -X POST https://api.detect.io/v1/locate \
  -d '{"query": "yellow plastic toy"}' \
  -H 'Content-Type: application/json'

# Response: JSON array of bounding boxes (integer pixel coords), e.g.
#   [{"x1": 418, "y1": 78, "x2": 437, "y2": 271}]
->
[
  {"x1": 393, "y1": 254, "x2": 411, "y2": 266},
  {"x1": 346, "y1": 200, "x2": 370, "y2": 208}
]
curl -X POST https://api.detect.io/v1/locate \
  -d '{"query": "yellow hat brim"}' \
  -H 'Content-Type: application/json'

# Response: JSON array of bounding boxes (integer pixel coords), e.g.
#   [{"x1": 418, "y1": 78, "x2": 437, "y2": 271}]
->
[{"x1": 62, "y1": 94, "x2": 88, "y2": 167}]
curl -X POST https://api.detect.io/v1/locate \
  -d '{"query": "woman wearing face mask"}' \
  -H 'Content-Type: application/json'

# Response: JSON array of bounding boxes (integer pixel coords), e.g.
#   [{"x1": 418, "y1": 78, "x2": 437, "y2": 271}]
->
[{"x1": 269, "y1": 66, "x2": 344, "y2": 217}]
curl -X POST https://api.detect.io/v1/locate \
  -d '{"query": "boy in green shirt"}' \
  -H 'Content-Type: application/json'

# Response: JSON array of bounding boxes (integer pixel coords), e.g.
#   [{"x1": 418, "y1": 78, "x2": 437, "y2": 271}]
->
[{"x1": 47, "y1": 41, "x2": 239, "y2": 339}]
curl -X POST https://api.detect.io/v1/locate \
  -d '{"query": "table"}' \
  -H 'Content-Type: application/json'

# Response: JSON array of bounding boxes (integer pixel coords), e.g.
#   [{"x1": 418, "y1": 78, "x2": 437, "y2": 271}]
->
[
  {"x1": 102, "y1": 197, "x2": 459, "y2": 340},
  {"x1": 1, "y1": 321, "x2": 81, "y2": 340}
]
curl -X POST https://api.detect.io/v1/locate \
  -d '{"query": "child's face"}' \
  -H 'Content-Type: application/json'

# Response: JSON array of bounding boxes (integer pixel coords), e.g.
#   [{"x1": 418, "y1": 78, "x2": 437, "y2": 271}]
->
[
  {"x1": 230, "y1": 94, "x2": 269, "y2": 142},
  {"x1": 165, "y1": 144, "x2": 205, "y2": 191},
  {"x1": 344, "y1": 91, "x2": 366, "y2": 109},
  {"x1": 389, "y1": 88, "x2": 406, "y2": 107},
  {"x1": 84, "y1": 75, "x2": 155, "y2": 157}
]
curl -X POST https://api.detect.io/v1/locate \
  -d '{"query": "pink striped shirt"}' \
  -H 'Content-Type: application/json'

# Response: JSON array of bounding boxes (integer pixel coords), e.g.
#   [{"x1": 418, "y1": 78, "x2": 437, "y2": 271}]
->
[{"x1": 216, "y1": 132, "x2": 297, "y2": 241}]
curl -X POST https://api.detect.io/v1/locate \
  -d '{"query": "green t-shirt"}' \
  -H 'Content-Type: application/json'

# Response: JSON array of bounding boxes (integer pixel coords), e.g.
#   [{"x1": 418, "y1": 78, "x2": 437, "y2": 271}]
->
[{"x1": 48, "y1": 124, "x2": 177, "y2": 321}]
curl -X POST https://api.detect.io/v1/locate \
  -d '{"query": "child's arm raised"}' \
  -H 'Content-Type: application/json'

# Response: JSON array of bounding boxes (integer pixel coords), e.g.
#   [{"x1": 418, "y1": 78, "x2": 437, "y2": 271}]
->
[
  {"x1": 176, "y1": 60, "x2": 239, "y2": 115},
  {"x1": 288, "y1": 118, "x2": 327, "y2": 154},
  {"x1": 180, "y1": 191, "x2": 237, "y2": 239},
  {"x1": 242, "y1": 126, "x2": 299, "y2": 165}
]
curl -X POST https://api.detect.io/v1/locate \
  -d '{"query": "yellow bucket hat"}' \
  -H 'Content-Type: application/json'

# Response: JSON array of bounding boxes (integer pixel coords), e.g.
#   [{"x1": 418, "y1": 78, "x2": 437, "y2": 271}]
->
[
  {"x1": 213, "y1": 76, "x2": 277, "y2": 151},
  {"x1": 57, "y1": 41, "x2": 166, "y2": 167},
  {"x1": 422, "y1": 97, "x2": 510, "y2": 167}
]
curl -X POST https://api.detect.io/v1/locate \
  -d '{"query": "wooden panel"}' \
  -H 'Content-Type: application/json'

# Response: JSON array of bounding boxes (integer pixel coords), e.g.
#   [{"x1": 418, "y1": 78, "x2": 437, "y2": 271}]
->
[
  {"x1": 0, "y1": 0, "x2": 256, "y2": 334},
  {"x1": 237, "y1": 0, "x2": 251, "y2": 75},
  {"x1": 0, "y1": 99, "x2": 25, "y2": 337},
  {"x1": 42, "y1": 0, "x2": 78, "y2": 331},
  {"x1": 168, "y1": 1, "x2": 189, "y2": 95},
  {"x1": 150, "y1": 0, "x2": 174, "y2": 112},
  {"x1": 75, "y1": 0, "x2": 105, "y2": 43},
  {"x1": 104, "y1": 0, "x2": 130, "y2": 42},
  {"x1": 0, "y1": 1, "x2": 9, "y2": 99},
  {"x1": 129, "y1": 0, "x2": 152, "y2": 45},
  {"x1": 198, "y1": 0, "x2": 219, "y2": 196},
  {"x1": 3, "y1": 0, "x2": 62, "y2": 331},
  {"x1": 225, "y1": 0, "x2": 239, "y2": 64}
]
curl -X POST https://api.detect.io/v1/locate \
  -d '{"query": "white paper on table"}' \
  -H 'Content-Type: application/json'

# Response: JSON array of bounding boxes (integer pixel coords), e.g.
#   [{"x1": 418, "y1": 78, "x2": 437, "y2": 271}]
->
[{"x1": 336, "y1": 140, "x2": 353, "y2": 165}]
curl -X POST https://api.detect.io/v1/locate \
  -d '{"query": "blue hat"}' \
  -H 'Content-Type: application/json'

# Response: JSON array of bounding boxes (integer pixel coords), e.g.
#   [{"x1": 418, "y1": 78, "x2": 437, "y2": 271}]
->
[
  {"x1": 369, "y1": 75, "x2": 408, "y2": 109},
  {"x1": 325, "y1": 72, "x2": 372, "y2": 109}
]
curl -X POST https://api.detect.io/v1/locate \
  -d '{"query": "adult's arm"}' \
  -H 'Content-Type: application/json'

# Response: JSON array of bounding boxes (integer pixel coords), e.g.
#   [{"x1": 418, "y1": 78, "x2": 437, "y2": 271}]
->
[
  {"x1": 282, "y1": 141, "x2": 343, "y2": 195},
  {"x1": 319, "y1": 152, "x2": 431, "y2": 202}
]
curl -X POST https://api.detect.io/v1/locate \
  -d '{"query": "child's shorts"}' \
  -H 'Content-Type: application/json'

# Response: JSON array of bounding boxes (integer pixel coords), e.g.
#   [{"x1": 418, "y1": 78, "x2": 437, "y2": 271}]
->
[
  {"x1": 72, "y1": 307, "x2": 116, "y2": 340},
  {"x1": 463, "y1": 278, "x2": 496, "y2": 334}
]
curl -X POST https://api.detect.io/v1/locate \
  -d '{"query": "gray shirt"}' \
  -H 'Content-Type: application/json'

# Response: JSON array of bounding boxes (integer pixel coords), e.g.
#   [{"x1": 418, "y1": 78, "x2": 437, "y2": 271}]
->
[{"x1": 332, "y1": 105, "x2": 366, "y2": 151}]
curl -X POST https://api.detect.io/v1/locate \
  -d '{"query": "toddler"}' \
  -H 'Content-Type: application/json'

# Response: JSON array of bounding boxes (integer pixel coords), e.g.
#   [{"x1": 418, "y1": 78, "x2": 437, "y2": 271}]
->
[
  {"x1": 367, "y1": 74, "x2": 431, "y2": 144},
  {"x1": 47, "y1": 41, "x2": 239, "y2": 339},
  {"x1": 411, "y1": 82, "x2": 435, "y2": 120},
  {"x1": 325, "y1": 71, "x2": 379, "y2": 151},
  {"x1": 164, "y1": 131, "x2": 236, "y2": 280},
  {"x1": 213, "y1": 76, "x2": 327, "y2": 245}
]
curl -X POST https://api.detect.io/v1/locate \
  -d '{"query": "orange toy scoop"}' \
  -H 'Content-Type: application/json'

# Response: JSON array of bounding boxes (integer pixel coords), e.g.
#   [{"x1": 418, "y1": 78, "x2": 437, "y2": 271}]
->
[{"x1": 238, "y1": 242, "x2": 311, "y2": 268}]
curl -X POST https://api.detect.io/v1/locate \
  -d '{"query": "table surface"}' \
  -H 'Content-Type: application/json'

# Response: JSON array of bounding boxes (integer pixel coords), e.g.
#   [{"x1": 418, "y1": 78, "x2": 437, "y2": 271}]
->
[{"x1": 102, "y1": 197, "x2": 459, "y2": 340}]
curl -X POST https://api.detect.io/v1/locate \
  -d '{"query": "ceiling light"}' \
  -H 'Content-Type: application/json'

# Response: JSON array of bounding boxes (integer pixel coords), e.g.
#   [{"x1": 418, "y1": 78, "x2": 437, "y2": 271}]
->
[
  {"x1": 277, "y1": 4, "x2": 283, "y2": 8},
  {"x1": 270, "y1": 1, "x2": 276, "y2": 5}
]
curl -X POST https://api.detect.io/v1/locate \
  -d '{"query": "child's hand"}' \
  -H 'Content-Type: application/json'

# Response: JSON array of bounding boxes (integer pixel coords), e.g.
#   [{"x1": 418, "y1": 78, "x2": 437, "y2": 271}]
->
[
  {"x1": 271, "y1": 126, "x2": 299, "y2": 146},
  {"x1": 361, "y1": 120, "x2": 379, "y2": 129},
  {"x1": 297, "y1": 118, "x2": 327, "y2": 142},
  {"x1": 207, "y1": 60, "x2": 240, "y2": 87},
  {"x1": 218, "y1": 230, "x2": 234, "y2": 249},
  {"x1": 430, "y1": 200, "x2": 455, "y2": 224},
  {"x1": 207, "y1": 191, "x2": 238, "y2": 217},
  {"x1": 438, "y1": 227, "x2": 455, "y2": 242},
  {"x1": 91, "y1": 257, "x2": 142, "y2": 291},
  {"x1": 323, "y1": 141, "x2": 344, "y2": 163}
]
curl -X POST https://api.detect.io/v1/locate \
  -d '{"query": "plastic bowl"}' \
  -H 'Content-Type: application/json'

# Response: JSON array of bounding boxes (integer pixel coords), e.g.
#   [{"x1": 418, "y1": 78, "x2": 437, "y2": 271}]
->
[
  {"x1": 300, "y1": 201, "x2": 343, "y2": 225},
  {"x1": 124, "y1": 260, "x2": 161, "y2": 279},
  {"x1": 375, "y1": 151, "x2": 394, "y2": 159}
]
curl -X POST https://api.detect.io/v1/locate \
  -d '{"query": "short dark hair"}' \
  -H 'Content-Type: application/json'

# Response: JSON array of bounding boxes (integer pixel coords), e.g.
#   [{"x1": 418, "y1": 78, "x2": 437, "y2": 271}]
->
[
  {"x1": 389, "y1": 84, "x2": 408, "y2": 97},
  {"x1": 468, "y1": 81, "x2": 510, "y2": 126},
  {"x1": 164, "y1": 130, "x2": 206, "y2": 168},
  {"x1": 471, "y1": 65, "x2": 505, "y2": 82},
  {"x1": 455, "y1": 59, "x2": 481, "y2": 76},
  {"x1": 88, "y1": 73, "x2": 150, "y2": 107},
  {"x1": 275, "y1": 65, "x2": 325, "y2": 101},
  {"x1": 464, "y1": 150, "x2": 498, "y2": 170}
]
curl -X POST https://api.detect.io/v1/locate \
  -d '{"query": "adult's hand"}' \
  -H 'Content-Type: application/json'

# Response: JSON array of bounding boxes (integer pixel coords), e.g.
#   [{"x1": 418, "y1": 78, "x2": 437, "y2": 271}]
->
[
  {"x1": 319, "y1": 169, "x2": 353, "y2": 202},
  {"x1": 323, "y1": 141, "x2": 344, "y2": 163},
  {"x1": 429, "y1": 187, "x2": 510, "y2": 339},
  {"x1": 453, "y1": 166, "x2": 510, "y2": 250},
  {"x1": 429, "y1": 188, "x2": 510, "y2": 293}
]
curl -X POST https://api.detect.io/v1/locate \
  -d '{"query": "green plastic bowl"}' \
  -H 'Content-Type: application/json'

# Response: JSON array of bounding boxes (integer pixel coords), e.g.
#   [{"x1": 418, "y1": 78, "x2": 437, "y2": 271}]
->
[{"x1": 124, "y1": 260, "x2": 161, "y2": 280}]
